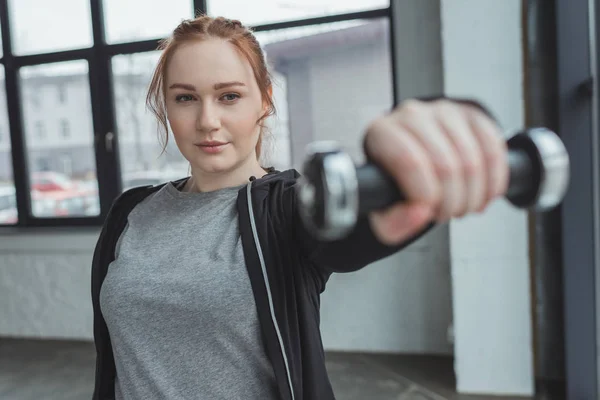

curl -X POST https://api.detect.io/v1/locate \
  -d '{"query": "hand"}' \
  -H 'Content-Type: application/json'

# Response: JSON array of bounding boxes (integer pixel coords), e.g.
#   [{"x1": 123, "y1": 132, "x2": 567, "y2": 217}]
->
[{"x1": 364, "y1": 99, "x2": 509, "y2": 245}]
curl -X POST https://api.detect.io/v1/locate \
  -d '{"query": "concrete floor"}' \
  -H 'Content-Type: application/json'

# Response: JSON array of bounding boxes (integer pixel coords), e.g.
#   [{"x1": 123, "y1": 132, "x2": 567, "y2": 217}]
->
[{"x1": 0, "y1": 338, "x2": 530, "y2": 400}]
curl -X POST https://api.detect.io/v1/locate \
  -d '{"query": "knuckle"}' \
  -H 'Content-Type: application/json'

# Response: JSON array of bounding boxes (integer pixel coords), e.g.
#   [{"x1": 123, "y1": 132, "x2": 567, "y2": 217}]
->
[
  {"x1": 434, "y1": 99, "x2": 460, "y2": 114},
  {"x1": 466, "y1": 104, "x2": 491, "y2": 120},
  {"x1": 395, "y1": 152, "x2": 423, "y2": 174},
  {"x1": 366, "y1": 117, "x2": 387, "y2": 135},
  {"x1": 434, "y1": 159, "x2": 459, "y2": 179},
  {"x1": 462, "y1": 157, "x2": 481, "y2": 177},
  {"x1": 399, "y1": 99, "x2": 426, "y2": 116}
]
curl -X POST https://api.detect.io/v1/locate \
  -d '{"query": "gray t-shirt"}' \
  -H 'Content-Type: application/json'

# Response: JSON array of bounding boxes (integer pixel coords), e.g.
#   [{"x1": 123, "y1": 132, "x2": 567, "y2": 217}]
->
[{"x1": 99, "y1": 181, "x2": 279, "y2": 400}]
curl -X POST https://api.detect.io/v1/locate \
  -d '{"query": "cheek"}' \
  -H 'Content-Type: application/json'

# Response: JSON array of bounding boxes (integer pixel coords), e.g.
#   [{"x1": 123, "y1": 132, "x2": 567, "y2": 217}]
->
[
  {"x1": 226, "y1": 106, "x2": 262, "y2": 141},
  {"x1": 166, "y1": 107, "x2": 195, "y2": 139}
]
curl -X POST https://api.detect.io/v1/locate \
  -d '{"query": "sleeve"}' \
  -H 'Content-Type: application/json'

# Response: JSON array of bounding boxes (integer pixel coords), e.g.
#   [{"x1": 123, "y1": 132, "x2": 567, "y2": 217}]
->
[{"x1": 289, "y1": 181, "x2": 435, "y2": 273}]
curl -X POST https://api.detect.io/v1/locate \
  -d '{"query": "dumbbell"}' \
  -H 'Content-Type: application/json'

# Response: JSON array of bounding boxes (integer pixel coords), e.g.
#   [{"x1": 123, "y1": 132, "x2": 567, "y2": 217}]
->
[{"x1": 297, "y1": 127, "x2": 570, "y2": 241}]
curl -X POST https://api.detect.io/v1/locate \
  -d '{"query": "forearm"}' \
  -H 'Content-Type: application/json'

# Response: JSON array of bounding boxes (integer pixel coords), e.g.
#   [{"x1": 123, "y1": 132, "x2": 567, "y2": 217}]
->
[{"x1": 294, "y1": 198, "x2": 435, "y2": 273}]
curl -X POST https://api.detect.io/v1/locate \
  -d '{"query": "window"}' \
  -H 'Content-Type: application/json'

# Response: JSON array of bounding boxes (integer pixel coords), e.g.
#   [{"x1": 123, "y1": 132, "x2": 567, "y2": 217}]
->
[
  {"x1": 263, "y1": 70, "x2": 291, "y2": 170},
  {"x1": 60, "y1": 119, "x2": 70, "y2": 138},
  {"x1": 207, "y1": 0, "x2": 389, "y2": 27},
  {"x1": 0, "y1": 66, "x2": 17, "y2": 225},
  {"x1": 113, "y1": 51, "x2": 191, "y2": 190},
  {"x1": 112, "y1": 51, "x2": 186, "y2": 186},
  {"x1": 0, "y1": 0, "x2": 392, "y2": 227},
  {"x1": 20, "y1": 61, "x2": 99, "y2": 219},
  {"x1": 34, "y1": 121, "x2": 45, "y2": 139},
  {"x1": 7, "y1": 0, "x2": 93, "y2": 55},
  {"x1": 35, "y1": 157, "x2": 50, "y2": 171},
  {"x1": 255, "y1": 18, "x2": 393, "y2": 167},
  {"x1": 58, "y1": 84, "x2": 67, "y2": 104},
  {"x1": 29, "y1": 90, "x2": 41, "y2": 109},
  {"x1": 103, "y1": 0, "x2": 194, "y2": 44}
]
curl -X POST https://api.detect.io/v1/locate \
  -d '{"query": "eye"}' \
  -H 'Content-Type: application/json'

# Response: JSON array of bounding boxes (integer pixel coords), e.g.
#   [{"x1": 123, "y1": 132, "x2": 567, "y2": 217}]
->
[
  {"x1": 221, "y1": 93, "x2": 240, "y2": 102},
  {"x1": 175, "y1": 94, "x2": 194, "y2": 103}
]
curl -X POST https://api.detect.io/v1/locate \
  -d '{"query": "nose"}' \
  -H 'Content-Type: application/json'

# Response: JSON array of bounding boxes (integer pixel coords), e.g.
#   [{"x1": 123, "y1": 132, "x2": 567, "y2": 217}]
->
[{"x1": 195, "y1": 102, "x2": 221, "y2": 133}]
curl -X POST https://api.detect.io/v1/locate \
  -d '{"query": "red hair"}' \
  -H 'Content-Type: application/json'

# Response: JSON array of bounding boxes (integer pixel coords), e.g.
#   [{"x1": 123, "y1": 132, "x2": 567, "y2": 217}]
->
[{"x1": 146, "y1": 15, "x2": 276, "y2": 159}]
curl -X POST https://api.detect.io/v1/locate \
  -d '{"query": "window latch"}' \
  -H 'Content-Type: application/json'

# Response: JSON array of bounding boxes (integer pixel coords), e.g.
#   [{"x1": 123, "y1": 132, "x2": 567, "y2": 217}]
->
[{"x1": 105, "y1": 132, "x2": 115, "y2": 153}]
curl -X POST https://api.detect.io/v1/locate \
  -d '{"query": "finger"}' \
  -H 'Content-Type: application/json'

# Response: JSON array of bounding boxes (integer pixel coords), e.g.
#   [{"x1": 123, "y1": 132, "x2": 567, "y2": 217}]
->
[
  {"x1": 393, "y1": 102, "x2": 465, "y2": 220},
  {"x1": 433, "y1": 101, "x2": 486, "y2": 215},
  {"x1": 369, "y1": 202, "x2": 433, "y2": 245},
  {"x1": 365, "y1": 118, "x2": 440, "y2": 205},
  {"x1": 466, "y1": 107, "x2": 509, "y2": 210}
]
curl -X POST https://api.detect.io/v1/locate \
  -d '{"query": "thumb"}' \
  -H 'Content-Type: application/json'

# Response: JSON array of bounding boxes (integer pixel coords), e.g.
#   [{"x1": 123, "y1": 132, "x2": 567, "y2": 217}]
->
[{"x1": 369, "y1": 202, "x2": 434, "y2": 245}]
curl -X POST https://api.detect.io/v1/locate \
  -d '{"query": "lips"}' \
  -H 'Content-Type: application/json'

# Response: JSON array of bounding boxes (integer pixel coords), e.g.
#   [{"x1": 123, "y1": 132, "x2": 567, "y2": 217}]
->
[
  {"x1": 198, "y1": 141, "x2": 228, "y2": 147},
  {"x1": 195, "y1": 141, "x2": 229, "y2": 154}
]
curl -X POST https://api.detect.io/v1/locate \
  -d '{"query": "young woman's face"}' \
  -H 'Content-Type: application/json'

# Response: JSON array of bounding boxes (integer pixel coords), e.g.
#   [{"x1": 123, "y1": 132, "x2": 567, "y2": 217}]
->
[{"x1": 165, "y1": 39, "x2": 265, "y2": 176}]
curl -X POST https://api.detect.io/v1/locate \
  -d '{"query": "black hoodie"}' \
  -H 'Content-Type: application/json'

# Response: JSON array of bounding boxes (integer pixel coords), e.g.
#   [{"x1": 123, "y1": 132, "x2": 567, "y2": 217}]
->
[{"x1": 90, "y1": 168, "x2": 433, "y2": 400}]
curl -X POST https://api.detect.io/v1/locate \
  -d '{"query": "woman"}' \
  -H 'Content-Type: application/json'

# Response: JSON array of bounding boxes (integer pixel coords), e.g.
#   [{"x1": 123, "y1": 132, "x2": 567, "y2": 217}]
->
[{"x1": 91, "y1": 15, "x2": 508, "y2": 400}]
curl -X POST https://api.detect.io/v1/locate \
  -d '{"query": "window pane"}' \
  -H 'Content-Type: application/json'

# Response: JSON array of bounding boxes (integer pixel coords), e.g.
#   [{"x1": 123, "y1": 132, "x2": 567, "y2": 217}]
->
[
  {"x1": 208, "y1": 0, "x2": 389, "y2": 26},
  {"x1": 20, "y1": 61, "x2": 100, "y2": 218},
  {"x1": 263, "y1": 71, "x2": 291, "y2": 170},
  {"x1": 257, "y1": 18, "x2": 393, "y2": 168},
  {"x1": 8, "y1": 0, "x2": 93, "y2": 56},
  {"x1": 0, "y1": 66, "x2": 17, "y2": 224},
  {"x1": 104, "y1": 0, "x2": 194, "y2": 44},
  {"x1": 256, "y1": 20, "x2": 367, "y2": 46},
  {"x1": 112, "y1": 52, "x2": 189, "y2": 192}
]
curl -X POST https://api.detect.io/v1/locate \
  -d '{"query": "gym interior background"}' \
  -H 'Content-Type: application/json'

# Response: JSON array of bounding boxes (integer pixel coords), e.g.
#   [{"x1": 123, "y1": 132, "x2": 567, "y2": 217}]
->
[{"x1": 0, "y1": 0, "x2": 596, "y2": 399}]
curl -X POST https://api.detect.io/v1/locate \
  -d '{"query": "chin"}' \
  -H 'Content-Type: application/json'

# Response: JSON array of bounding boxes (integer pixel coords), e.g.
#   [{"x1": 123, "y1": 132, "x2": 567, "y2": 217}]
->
[
  {"x1": 184, "y1": 145, "x2": 256, "y2": 176},
  {"x1": 197, "y1": 162, "x2": 235, "y2": 175},
  {"x1": 190, "y1": 155, "x2": 237, "y2": 175}
]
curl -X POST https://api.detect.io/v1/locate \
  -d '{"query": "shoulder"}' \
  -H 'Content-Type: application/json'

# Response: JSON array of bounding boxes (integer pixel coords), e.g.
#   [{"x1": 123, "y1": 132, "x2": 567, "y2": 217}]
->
[
  {"x1": 252, "y1": 168, "x2": 301, "y2": 187},
  {"x1": 93, "y1": 181, "x2": 172, "y2": 261},
  {"x1": 241, "y1": 168, "x2": 302, "y2": 222},
  {"x1": 104, "y1": 178, "x2": 184, "y2": 225},
  {"x1": 246, "y1": 169, "x2": 301, "y2": 201},
  {"x1": 113, "y1": 184, "x2": 162, "y2": 210}
]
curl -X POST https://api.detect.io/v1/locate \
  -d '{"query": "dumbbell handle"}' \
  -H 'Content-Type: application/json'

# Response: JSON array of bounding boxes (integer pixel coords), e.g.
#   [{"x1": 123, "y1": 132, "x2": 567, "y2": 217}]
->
[{"x1": 356, "y1": 149, "x2": 534, "y2": 214}]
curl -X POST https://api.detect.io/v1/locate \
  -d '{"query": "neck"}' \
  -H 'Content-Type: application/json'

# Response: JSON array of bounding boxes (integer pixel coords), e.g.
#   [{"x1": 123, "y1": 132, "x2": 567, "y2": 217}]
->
[{"x1": 187, "y1": 157, "x2": 267, "y2": 193}]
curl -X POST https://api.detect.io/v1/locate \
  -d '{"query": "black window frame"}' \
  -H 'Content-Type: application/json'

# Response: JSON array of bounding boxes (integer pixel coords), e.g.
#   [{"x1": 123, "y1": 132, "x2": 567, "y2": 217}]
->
[
  {"x1": 553, "y1": 0, "x2": 600, "y2": 398},
  {"x1": 0, "y1": 0, "x2": 391, "y2": 228}
]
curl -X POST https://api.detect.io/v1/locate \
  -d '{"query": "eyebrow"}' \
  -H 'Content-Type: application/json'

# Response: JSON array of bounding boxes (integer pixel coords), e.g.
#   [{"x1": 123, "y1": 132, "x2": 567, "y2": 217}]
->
[
  {"x1": 168, "y1": 81, "x2": 246, "y2": 91},
  {"x1": 214, "y1": 81, "x2": 246, "y2": 90},
  {"x1": 168, "y1": 83, "x2": 196, "y2": 91}
]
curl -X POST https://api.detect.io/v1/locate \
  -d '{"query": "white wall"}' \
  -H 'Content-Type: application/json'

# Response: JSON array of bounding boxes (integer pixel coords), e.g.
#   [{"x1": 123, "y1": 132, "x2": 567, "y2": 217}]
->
[
  {"x1": 320, "y1": 225, "x2": 453, "y2": 354},
  {"x1": 0, "y1": 232, "x2": 96, "y2": 339},
  {"x1": 441, "y1": 0, "x2": 534, "y2": 395}
]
